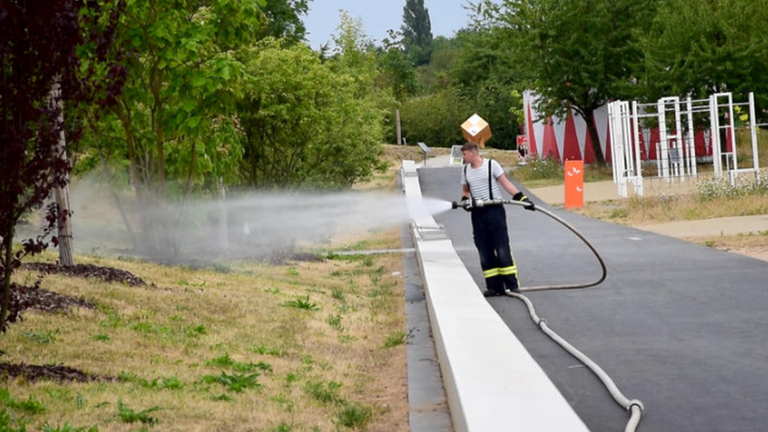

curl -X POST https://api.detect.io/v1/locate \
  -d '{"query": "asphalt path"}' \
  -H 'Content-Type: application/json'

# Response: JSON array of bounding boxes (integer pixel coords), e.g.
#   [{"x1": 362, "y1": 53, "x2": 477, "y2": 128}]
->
[{"x1": 418, "y1": 165, "x2": 768, "y2": 432}]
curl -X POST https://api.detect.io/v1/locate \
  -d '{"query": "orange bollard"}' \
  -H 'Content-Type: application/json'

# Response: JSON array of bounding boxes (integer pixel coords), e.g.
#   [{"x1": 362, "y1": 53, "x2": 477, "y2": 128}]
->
[{"x1": 564, "y1": 160, "x2": 584, "y2": 209}]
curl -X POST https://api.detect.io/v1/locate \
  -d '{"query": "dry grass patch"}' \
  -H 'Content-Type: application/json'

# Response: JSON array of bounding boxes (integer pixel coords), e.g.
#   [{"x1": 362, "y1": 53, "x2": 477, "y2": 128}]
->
[
  {"x1": 1, "y1": 238, "x2": 407, "y2": 431},
  {"x1": 317, "y1": 229, "x2": 405, "y2": 254},
  {"x1": 686, "y1": 230, "x2": 768, "y2": 251},
  {"x1": 355, "y1": 145, "x2": 451, "y2": 192},
  {"x1": 481, "y1": 148, "x2": 519, "y2": 168},
  {"x1": 579, "y1": 180, "x2": 768, "y2": 225}
]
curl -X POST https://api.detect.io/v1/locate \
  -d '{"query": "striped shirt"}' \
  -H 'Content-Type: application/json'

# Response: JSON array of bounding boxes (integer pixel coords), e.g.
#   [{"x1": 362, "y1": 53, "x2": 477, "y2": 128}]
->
[{"x1": 462, "y1": 159, "x2": 504, "y2": 200}]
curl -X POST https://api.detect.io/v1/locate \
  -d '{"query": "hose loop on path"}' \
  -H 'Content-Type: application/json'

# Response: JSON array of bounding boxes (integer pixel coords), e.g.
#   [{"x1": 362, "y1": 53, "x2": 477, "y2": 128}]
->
[{"x1": 501, "y1": 200, "x2": 644, "y2": 431}]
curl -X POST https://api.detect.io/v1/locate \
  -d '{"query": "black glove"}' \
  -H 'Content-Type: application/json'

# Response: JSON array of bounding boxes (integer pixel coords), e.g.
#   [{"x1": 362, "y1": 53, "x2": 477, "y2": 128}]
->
[
  {"x1": 460, "y1": 196, "x2": 472, "y2": 212},
  {"x1": 513, "y1": 192, "x2": 536, "y2": 211}
]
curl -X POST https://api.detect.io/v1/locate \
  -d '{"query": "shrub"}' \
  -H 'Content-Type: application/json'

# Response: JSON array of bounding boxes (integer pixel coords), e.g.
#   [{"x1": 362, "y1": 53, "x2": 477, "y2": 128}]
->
[
  {"x1": 335, "y1": 402, "x2": 373, "y2": 429},
  {"x1": 696, "y1": 176, "x2": 768, "y2": 201},
  {"x1": 116, "y1": 400, "x2": 160, "y2": 425},
  {"x1": 513, "y1": 155, "x2": 563, "y2": 181}
]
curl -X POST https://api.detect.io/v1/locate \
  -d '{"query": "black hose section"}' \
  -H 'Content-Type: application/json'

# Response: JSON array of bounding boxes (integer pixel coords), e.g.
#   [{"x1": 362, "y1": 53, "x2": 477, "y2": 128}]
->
[{"x1": 497, "y1": 200, "x2": 608, "y2": 292}]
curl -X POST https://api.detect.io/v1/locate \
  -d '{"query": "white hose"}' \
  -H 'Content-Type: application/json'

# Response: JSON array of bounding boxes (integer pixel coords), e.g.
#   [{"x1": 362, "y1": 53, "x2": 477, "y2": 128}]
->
[
  {"x1": 478, "y1": 199, "x2": 645, "y2": 430},
  {"x1": 509, "y1": 291, "x2": 644, "y2": 432},
  {"x1": 451, "y1": 198, "x2": 645, "y2": 428}
]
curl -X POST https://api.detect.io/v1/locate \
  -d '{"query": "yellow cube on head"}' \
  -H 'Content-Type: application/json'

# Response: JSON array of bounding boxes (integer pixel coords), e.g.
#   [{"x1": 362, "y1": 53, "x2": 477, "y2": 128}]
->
[{"x1": 461, "y1": 114, "x2": 492, "y2": 148}]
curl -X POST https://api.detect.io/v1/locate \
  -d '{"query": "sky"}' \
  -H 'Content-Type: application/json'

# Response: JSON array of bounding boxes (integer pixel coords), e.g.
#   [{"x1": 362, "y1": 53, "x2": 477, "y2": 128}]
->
[{"x1": 303, "y1": 0, "x2": 474, "y2": 50}]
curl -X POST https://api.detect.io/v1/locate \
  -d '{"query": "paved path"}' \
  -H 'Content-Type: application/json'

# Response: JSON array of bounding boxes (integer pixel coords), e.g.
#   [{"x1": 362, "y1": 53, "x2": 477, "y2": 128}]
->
[
  {"x1": 529, "y1": 179, "x2": 768, "y2": 263},
  {"x1": 417, "y1": 165, "x2": 768, "y2": 432}
]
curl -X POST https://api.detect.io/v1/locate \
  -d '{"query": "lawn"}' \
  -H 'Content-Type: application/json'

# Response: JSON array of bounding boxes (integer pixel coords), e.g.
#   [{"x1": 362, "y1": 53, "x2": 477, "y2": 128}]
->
[{"x1": 1, "y1": 144, "x2": 413, "y2": 431}]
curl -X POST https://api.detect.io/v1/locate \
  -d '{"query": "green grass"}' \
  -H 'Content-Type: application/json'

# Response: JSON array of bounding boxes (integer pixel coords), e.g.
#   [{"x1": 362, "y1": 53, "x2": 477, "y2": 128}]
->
[
  {"x1": 0, "y1": 388, "x2": 47, "y2": 415},
  {"x1": 2, "y1": 239, "x2": 407, "y2": 431},
  {"x1": 383, "y1": 331, "x2": 407, "y2": 348},
  {"x1": 21, "y1": 329, "x2": 59, "y2": 345},
  {"x1": 304, "y1": 380, "x2": 343, "y2": 405},
  {"x1": 201, "y1": 372, "x2": 262, "y2": 393},
  {"x1": 41, "y1": 422, "x2": 99, "y2": 432},
  {"x1": 283, "y1": 295, "x2": 320, "y2": 311},
  {"x1": 116, "y1": 399, "x2": 161, "y2": 425},
  {"x1": 335, "y1": 402, "x2": 373, "y2": 429},
  {"x1": 206, "y1": 354, "x2": 272, "y2": 373}
]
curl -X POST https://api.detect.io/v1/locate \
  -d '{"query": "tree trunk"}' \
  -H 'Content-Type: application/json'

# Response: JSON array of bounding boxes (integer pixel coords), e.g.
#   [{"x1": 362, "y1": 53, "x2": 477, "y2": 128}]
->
[
  {"x1": 1, "y1": 226, "x2": 13, "y2": 332},
  {"x1": 54, "y1": 187, "x2": 74, "y2": 266},
  {"x1": 217, "y1": 177, "x2": 229, "y2": 255},
  {"x1": 111, "y1": 191, "x2": 138, "y2": 251},
  {"x1": 50, "y1": 83, "x2": 74, "y2": 266},
  {"x1": 156, "y1": 127, "x2": 165, "y2": 196},
  {"x1": 116, "y1": 98, "x2": 141, "y2": 199},
  {"x1": 396, "y1": 109, "x2": 402, "y2": 145},
  {"x1": 584, "y1": 108, "x2": 607, "y2": 167}
]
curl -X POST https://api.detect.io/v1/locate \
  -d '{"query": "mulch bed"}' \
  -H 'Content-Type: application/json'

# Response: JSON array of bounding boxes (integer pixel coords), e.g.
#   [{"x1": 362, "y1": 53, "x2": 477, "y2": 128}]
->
[
  {"x1": 0, "y1": 363, "x2": 113, "y2": 383},
  {"x1": 0, "y1": 281, "x2": 95, "y2": 333},
  {"x1": 287, "y1": 252, "x2": 325, "y2": 263},
  {"x1": 23, "y1": 262, "x2": 147, "y2": 286},
  {"x1": 11, "y1": 282, "x2": 94, "y2": 315}
]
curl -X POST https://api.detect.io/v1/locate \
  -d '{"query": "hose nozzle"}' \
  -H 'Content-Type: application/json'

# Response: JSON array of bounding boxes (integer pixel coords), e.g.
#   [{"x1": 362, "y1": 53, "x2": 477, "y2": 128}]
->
[
  {"x1": 452, "y1": 198, "x2": 498, "y2": 210},
  {"x1": 452, "y1": 199, "x2": 475, "y2": 210}
]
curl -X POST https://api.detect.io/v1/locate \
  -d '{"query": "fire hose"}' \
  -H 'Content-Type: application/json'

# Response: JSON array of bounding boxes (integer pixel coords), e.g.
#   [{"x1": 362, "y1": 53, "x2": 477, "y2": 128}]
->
[{"x1": 451, "y1": 198, "x2": 644, "y2": 432}]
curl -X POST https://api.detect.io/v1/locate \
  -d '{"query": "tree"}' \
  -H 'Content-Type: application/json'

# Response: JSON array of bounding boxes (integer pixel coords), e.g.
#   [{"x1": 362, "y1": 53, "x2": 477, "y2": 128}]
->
[
  {"x1": 84, "y1": 0, "x2": 262, "y2": 258},
  {"x1": 0, "y1": 0, "x2": 124, "y2": 331},
  {"x1": 238, "y1": 40, "x2": 387, "y2": 190},
  {"x1": 450, "y1": 29, "x2": 523, "y2": 149},
  {"x1": 482, "y1": 0, "x2": 656, "y2": 166},
  {"x1": 377, "y1": 31, "x2": 419, "y2": 102},
  {"x1": 641, "y1": 0, "x2": 768, "y2": 112},
  {"x1": 260, "y1": 0, "x2": 311, "y2": 43},
  {"x1": 400, "y1": 89, "x2": 469, "y2": 147},
  {"x1": 401, "y1": 0, "x2": 433, "y2": 66}
]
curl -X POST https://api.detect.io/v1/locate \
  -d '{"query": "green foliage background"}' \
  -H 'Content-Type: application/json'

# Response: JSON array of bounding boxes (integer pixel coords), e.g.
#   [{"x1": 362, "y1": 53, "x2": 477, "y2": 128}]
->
[{"x1": 39, "y1": 0, "x2": 768, "y2": 195}]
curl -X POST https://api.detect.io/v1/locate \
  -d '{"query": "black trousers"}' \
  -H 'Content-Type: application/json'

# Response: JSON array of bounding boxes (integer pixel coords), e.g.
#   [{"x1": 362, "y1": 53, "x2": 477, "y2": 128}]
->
[{"x1": 471, "y1": 205, "x2": 519, "y2": 292}]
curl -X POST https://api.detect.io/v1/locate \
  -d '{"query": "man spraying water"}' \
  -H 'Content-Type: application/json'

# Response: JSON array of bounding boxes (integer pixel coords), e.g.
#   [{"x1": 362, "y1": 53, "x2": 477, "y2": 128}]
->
[{"x1": 458, "y1": 142, "x2": 534, "y2": 297}]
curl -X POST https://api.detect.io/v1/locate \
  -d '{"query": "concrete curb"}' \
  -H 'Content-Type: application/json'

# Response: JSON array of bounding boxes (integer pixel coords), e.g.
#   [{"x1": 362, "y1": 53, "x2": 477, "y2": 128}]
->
[{"x1": 401, "y1": 160, "x2": 590, "y2": 432}]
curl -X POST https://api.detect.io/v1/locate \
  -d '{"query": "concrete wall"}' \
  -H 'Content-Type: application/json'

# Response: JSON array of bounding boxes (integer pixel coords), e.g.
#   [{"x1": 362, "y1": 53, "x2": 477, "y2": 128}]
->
[{"x1": 401, "y1": 160, "x2": 590, "y2": 432}]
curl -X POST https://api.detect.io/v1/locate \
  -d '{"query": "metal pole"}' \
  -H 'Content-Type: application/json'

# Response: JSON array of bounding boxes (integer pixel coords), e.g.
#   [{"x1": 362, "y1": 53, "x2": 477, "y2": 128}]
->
[
  {"x1": 727, "y1": 93, "x2": 738, "y2": 181},
  {"x1": 608, "y1": 102, "x2": 619, "y2": 185},
  {"x1": 631, "y1": 101, "x2": 644, "y2": 196},
  {"x1": 673, "y1": 97, "x2": 683, "y2": 179},
  {"x1": 657, "y1": 98, "x2": 670, "y2": 180},
  {"x1": 686, "y1": 97, "x2": 698, "y2": 178},
  {"x1": 749, "y1": 92, "x2": 760, "y2": 177},
  {"x1": 710, "y1": 94, "x2": 723, "y2": 178}
]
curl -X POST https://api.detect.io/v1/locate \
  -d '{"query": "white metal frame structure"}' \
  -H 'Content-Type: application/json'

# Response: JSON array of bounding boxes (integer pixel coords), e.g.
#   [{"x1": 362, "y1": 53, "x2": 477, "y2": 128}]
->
[
  {"x1": 710, "y1": 92, "x2": 761, "y2": 183},
  {"x1": 609, "y1": 92, "x2": 761, "y2": 196},
  {"x1": 608, "y1": 100, "x2": 644, "y2": 197}
]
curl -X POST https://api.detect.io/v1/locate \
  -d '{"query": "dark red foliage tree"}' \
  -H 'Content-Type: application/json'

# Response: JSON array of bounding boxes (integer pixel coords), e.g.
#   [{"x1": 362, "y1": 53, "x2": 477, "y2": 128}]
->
[{"x1": 0, "y1": 0, "x2": 125, "y2": 331}]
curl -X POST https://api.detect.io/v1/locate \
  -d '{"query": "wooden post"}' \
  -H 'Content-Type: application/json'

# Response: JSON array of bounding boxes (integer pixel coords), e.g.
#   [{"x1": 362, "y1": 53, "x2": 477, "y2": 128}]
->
[
  {"x1": 49, "y1": 82, "x2": 74, "y2": 266},
  {"x1": 396, "y1": 109, "x2": 402, "y2": 145}
]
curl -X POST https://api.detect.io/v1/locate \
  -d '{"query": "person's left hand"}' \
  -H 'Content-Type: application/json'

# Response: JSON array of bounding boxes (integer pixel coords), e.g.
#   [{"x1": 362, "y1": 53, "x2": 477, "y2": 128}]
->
[{"x1": 513, "y1": 192, "x2": 536, "y2": 211}]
